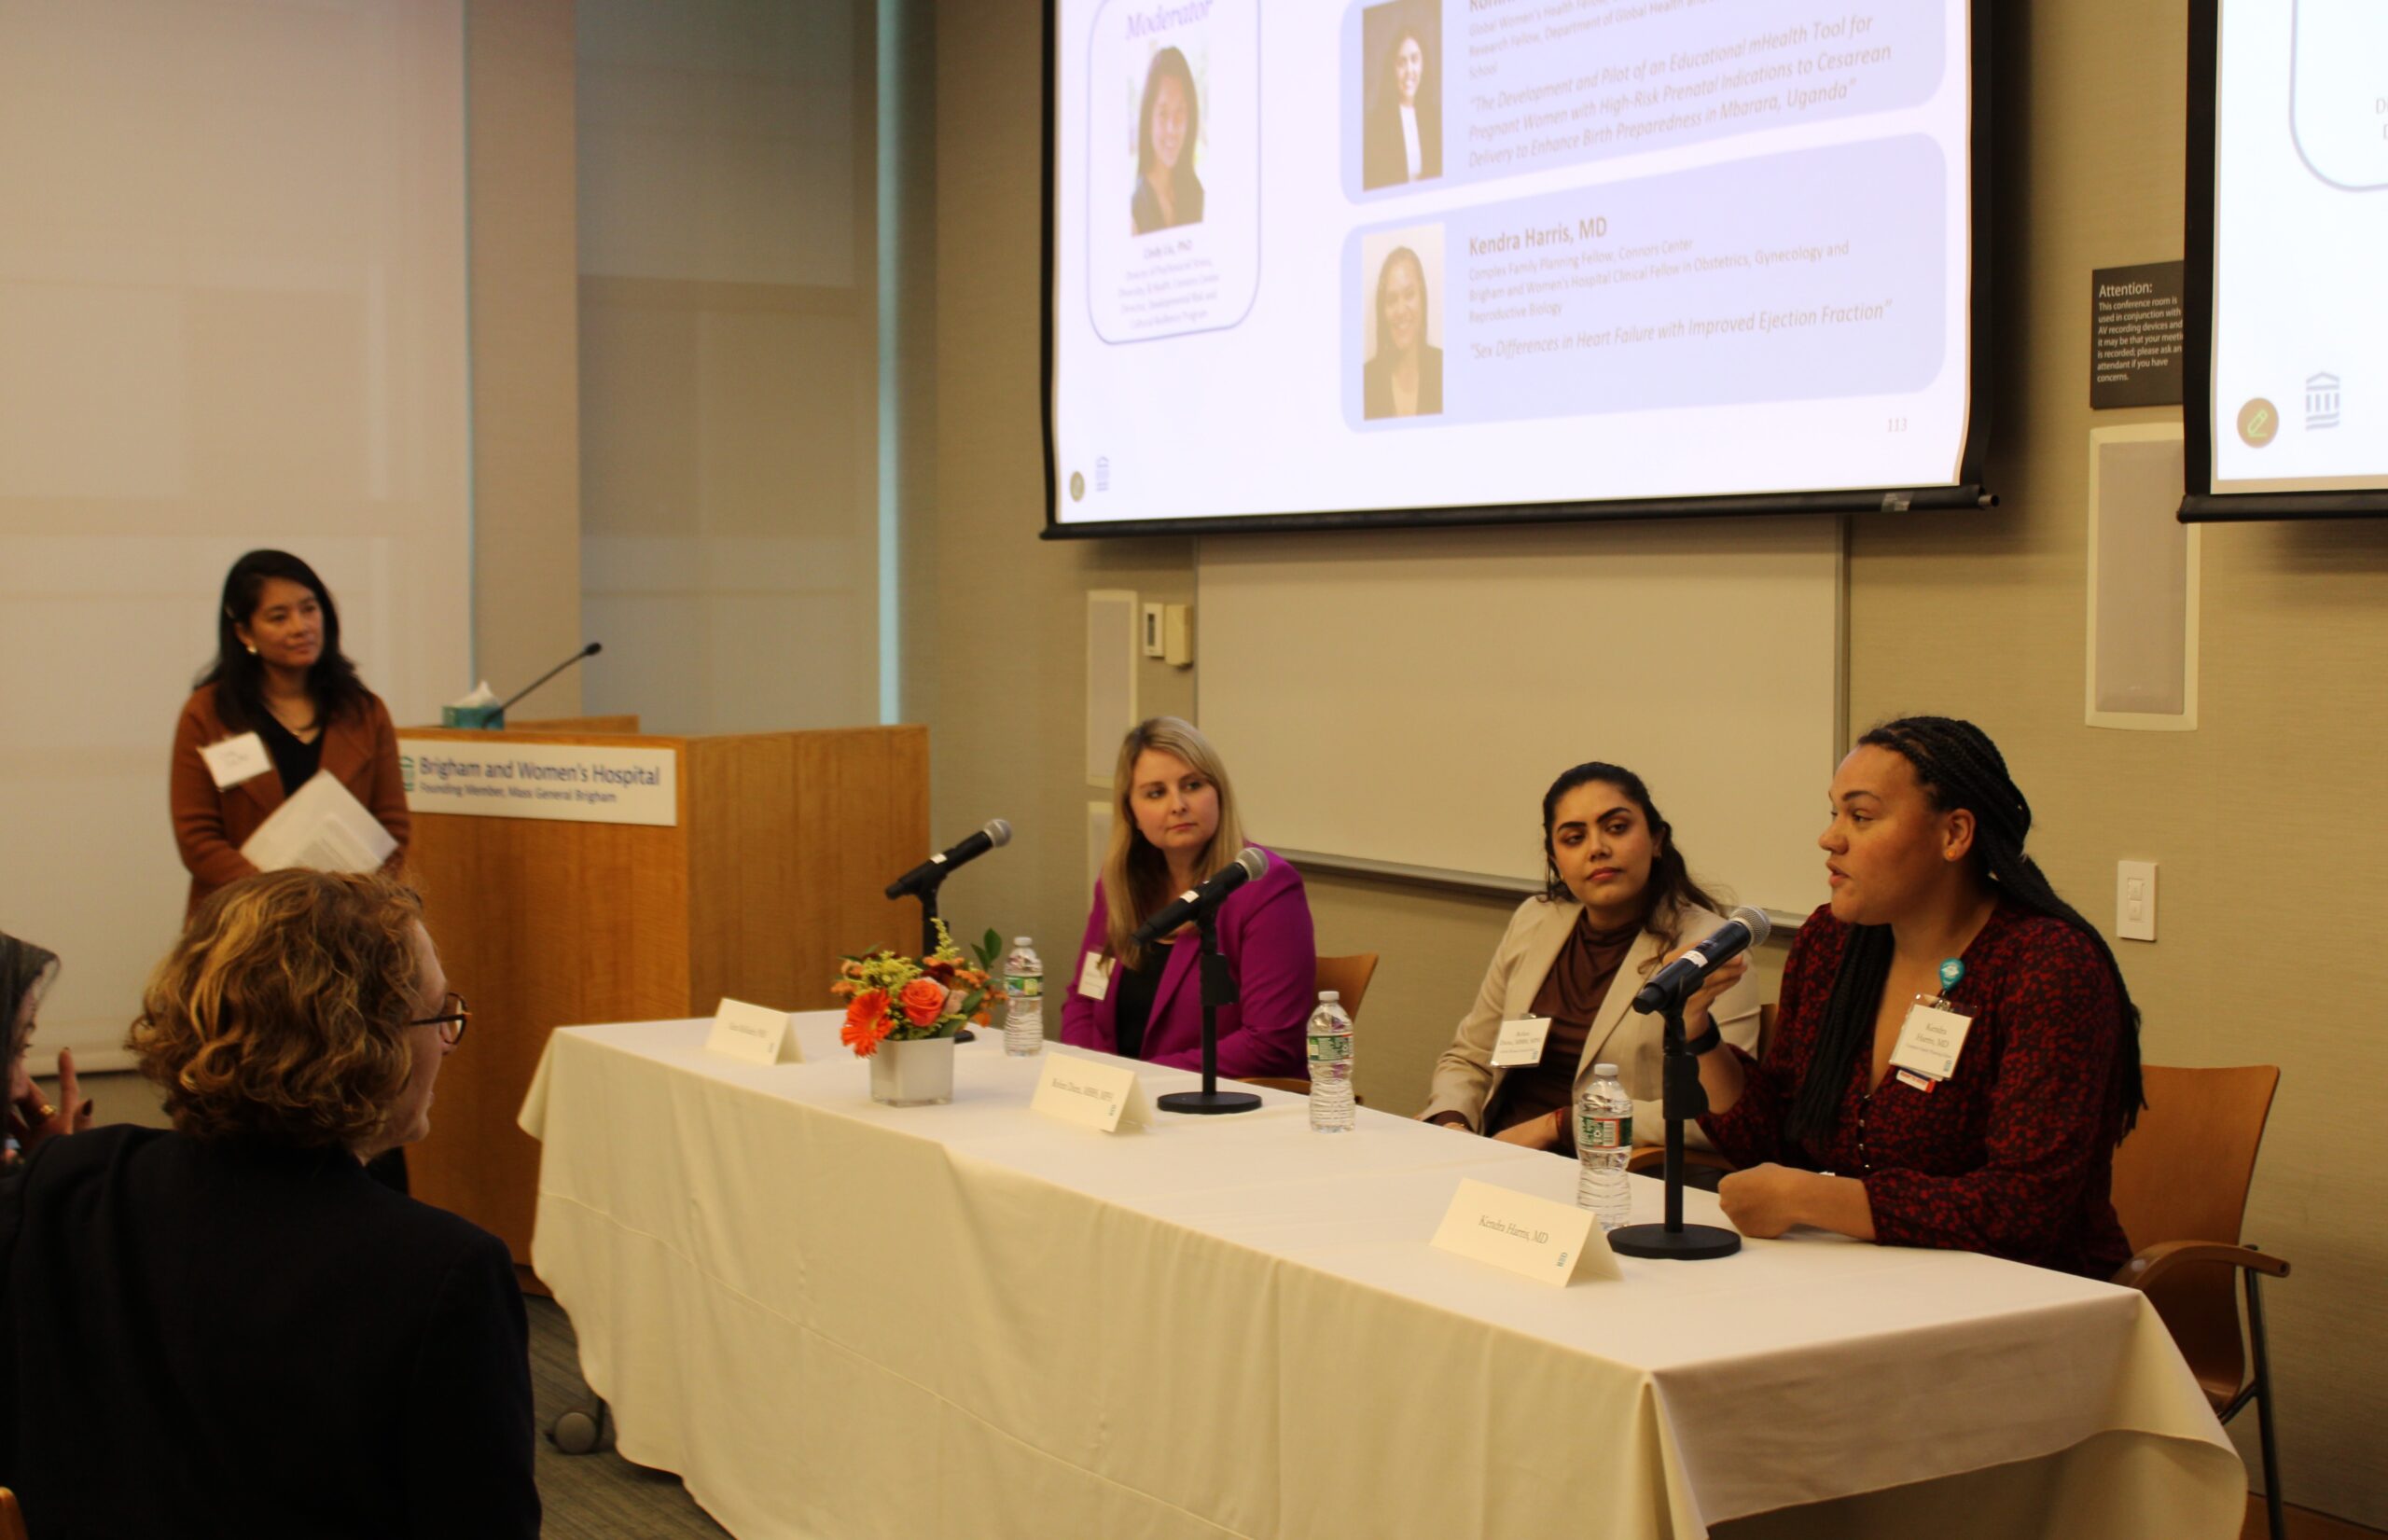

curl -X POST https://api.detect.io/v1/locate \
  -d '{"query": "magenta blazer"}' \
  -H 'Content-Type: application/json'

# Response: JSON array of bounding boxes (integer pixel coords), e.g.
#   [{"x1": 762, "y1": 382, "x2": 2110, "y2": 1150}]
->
[{"x1": 1058, "y1": 848, "x2": 1316, "y2": 1078}]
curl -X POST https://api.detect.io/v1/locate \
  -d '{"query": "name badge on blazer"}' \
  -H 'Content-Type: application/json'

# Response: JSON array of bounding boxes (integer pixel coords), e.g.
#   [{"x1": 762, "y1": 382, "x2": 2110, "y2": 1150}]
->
[
  {"x1": 1491, "y1": 1017, "x2": 1554, "y2": 1067},
  {"x1": 1077, "y1": 951, "x2": 1114, "y2": 1001},
  {"x1": 199, "y1": 732, "x2": 272, "y2": 790}
]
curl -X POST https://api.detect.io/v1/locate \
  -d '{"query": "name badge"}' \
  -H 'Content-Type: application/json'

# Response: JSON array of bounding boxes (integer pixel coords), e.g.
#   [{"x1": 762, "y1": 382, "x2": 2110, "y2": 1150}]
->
[
  {"x1": 1031, "y1": 1053, "x2": 1147, "y2": 1133},
  {"x1": 1076, "y1": 950, "x2": 1114, "y2": 1001},
  {"x1": 1431, "y1": 1177, "x2": 1620, "y2": 1286},
  {"x1": 1888, "y1": 999, "x2": 1973, "y2": 1089},
  {"x1": 199, "y1": 731, "x2": 272, "y2": 790},
  {"x1": 1491, "y1": 1016, "x2": 1554, "y2": 1068},
  {"x1": 703, "y1": 997, "x2": 803, "y2": 1066}
]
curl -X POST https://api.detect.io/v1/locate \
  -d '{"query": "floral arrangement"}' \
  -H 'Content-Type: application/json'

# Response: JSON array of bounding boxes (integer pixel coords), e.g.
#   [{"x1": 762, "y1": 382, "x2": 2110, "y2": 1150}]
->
[{"x1": 831, "y1": 921, "x2": 1004, "y2": 1057}]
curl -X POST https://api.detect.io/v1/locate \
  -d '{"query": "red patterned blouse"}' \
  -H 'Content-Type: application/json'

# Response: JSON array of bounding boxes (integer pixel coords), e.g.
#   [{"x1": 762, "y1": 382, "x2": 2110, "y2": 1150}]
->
[{"x1": 1701, "y1": 899, "x2": 2134, "y2": 1278}]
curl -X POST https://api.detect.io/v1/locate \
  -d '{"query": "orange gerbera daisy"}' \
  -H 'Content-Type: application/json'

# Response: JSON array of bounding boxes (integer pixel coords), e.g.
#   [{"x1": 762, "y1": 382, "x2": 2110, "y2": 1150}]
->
[{"x1": 841, "y1": 989, "x2": 892, "y2": 1056}]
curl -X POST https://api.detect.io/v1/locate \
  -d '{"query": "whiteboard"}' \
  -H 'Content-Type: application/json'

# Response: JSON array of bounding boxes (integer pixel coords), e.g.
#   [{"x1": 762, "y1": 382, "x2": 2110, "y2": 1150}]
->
[{"x1": 1196, "y1": 518, "x2": 1844, "y2": 920}]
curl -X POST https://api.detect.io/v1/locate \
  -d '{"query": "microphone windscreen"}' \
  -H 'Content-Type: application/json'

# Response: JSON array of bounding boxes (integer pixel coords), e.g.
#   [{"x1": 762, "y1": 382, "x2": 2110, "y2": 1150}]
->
[
  {"x1": 1233, "y1": 846, "x2": 1269, "y2": 881},
  {"x1": 1729, "y1": 906, "x2": 1771, "y2": 946},
  {"x1": 584, "y1": 641, "x2": 604, "y2": 657},
  {"x1": 984, "y1": 818, "x2": 1013, "y2": 847}
]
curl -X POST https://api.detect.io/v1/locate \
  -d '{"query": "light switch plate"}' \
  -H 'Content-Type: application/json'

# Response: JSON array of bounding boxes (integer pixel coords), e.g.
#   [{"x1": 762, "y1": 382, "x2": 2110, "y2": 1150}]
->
[
  {"x1": 2116, "y1": 860, "x2": 2157, "y2": 942},
  {"x1": 1140, "y1": 603, "x2": 1166, "y2": 659}
]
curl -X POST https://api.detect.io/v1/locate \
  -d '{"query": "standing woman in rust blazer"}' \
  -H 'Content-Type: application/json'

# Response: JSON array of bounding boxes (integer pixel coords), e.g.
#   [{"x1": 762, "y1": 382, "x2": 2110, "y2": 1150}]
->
[{"x1": 169, "y1": 549, "x2": 410, "y2": 917}]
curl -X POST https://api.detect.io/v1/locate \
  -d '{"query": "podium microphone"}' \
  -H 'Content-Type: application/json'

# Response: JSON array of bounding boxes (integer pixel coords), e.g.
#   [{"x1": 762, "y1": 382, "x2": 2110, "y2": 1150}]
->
[
  {"x1": 499, "y1": 642, "x2": 604, "y2": 715},
  {"x1": 1132, "y1": 848, "x2": 1268, "y2": 947},
  {"x1": 885, "y1": 819, "x2": 1013, "y2": 900}
]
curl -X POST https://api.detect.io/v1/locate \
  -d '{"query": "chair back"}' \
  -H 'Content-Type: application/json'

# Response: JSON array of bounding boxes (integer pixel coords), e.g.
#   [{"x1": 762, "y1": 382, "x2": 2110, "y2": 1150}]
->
[
  {"x1": 1312, "y1": 953, "x2": 1380, "y2": 1021},
  {"x1": 2107, "y1": 1064, "x2": 2279, "y2": 1399},
  {"x1": 0, "y1": 1487, "x2": 27, "y2": 1540}
]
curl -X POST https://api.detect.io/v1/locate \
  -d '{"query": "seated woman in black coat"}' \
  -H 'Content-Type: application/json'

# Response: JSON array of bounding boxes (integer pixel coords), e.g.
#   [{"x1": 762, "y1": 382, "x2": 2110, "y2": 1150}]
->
[{"x1": 0, "y1": 870, "x2": 539, "y2": 1539}]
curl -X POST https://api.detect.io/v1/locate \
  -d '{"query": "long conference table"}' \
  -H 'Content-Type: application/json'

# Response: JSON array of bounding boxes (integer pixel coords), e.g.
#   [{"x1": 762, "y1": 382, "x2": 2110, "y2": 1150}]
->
[{"x1": 519, "y1": 1016, "x2": 2246, "y2": 1540}]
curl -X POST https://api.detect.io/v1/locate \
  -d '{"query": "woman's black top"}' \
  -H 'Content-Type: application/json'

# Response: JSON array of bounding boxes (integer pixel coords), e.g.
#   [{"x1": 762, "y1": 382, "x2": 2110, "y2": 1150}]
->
[
  {"x1": 1112, "y1": 945, "x2": 1172, "y2": 1061},
  {"x1": 257, "y1": 712, "x2": 323, "y2": 796}
]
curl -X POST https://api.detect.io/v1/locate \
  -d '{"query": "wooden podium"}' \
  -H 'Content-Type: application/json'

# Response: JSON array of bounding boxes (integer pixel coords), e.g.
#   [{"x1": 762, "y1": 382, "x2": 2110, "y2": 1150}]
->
[{"x1": 397, "y1": 721, "x2": 928, "y2": 1269}]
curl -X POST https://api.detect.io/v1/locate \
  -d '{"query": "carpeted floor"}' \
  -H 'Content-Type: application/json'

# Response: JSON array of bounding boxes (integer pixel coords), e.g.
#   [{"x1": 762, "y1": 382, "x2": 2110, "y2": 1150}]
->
[{"x1": 529, "y1": 1296, "x2": 731, "y2": 1538}]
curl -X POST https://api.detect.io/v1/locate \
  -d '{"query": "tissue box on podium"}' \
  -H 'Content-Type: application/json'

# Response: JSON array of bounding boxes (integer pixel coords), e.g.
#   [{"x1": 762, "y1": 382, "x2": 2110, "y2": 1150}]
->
[{"x1": 440, "y1": 703, "x2": 506, "y2": 729}]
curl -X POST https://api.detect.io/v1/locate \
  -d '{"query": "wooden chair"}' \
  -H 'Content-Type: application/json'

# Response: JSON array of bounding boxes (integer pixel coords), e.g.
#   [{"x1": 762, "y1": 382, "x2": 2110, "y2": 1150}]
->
[
  {"x1": 2108, "y1": 1065, "x2": 2290, "y2": 1540},
  {"x1": 1236, "y1": 953, "x2": 1380, "y2": 1103},
  {"x1": 1312, "y1": 952, "x2": 1379, "y2": 1021},
  {"x1": 0, "y1": 1488, "x2": 29, "y2": 1540}
]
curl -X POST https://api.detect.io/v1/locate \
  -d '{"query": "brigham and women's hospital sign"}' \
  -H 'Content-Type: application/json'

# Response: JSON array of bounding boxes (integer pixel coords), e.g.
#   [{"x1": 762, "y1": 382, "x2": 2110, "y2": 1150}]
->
[{"x1": 396, "y1": 740, "x2": 678, "y2": 827}]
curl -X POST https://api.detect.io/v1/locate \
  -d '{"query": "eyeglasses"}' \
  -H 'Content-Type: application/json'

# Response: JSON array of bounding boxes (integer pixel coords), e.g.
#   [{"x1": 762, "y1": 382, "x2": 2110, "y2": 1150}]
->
[{"x1": 410, "y1": 992, "x2": 470, "y2": 1047}]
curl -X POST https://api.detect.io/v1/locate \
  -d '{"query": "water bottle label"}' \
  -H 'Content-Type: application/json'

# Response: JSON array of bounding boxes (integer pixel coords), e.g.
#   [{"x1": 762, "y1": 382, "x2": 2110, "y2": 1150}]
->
[
  {"x1": 1577, "y1": 1113, "x2": 1629, "y2": 1152},
  {"x1": 1307, "y1": 1031, "x2": 1353, "y2": 1063},
  {"x1": 1006, "y1": 974, "x2": 1042, "y2": 998}
]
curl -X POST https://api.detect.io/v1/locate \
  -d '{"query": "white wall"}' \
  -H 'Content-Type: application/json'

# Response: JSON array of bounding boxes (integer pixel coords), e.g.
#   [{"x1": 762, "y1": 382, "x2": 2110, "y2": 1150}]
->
[{"x1": 0, "y1": 1, "x2": 473, "y2": 1061}]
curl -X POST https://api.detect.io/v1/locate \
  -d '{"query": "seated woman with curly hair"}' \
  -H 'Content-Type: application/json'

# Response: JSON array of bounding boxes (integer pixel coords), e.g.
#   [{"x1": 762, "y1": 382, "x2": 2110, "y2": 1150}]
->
[{"x1": 0, "y1": 870, "x2": 538, "y2": 1539}]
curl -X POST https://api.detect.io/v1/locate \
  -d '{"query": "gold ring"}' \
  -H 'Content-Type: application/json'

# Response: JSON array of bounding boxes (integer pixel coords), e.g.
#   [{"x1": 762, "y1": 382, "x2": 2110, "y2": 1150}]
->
[{"x1": 35, "y1": 1103, "x2": 55, "y2": 1121}]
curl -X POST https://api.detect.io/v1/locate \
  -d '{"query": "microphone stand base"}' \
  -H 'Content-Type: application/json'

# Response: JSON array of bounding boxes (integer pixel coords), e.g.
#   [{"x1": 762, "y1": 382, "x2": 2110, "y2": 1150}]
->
[
  {"x1": 1607, "y1": 1222, "x2": 1741, "y2": 1260},
  {"x1": 1157, "y1": 1089, "x2": 1262, "y2": 1116}
]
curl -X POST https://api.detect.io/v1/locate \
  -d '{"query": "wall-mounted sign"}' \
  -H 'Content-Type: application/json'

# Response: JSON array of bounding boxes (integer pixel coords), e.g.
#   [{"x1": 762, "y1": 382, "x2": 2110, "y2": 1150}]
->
[
  {"x1": 2091, "y1": 261, "x2": 2187, "y2": 409},
  {"x1": 397, "y1": 739, "x2": 677, "y2": 826}
]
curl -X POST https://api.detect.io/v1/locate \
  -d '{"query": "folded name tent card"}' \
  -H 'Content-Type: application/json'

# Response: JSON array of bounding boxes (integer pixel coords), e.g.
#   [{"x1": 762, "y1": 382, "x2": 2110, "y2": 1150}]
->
[
  {"x1": 704, "y1": 998, "x2": 802, "y2": 1066},
  {"x1": 1431, "y1": 1177, "x2": 1620, "y2": 1286},
  {"x1": 1031, "y1": 1053, "x2": 1148, "y2": 1133}
]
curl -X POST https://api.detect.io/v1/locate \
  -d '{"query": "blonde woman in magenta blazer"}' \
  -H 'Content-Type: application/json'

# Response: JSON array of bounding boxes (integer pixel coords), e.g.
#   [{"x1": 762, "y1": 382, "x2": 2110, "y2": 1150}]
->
[
  {"x1": 1060, "y1": 717, "x2": 1315, "y2": 1079},
  {"x1": 1420, "y1": 762, "x2": 1760, "y2": 1149}
]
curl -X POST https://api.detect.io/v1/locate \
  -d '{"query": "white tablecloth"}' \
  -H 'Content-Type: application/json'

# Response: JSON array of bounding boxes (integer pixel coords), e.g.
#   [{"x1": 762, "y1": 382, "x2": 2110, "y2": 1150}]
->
[{"x1": 520, "y1": 1017, "x2": 2244, "y2": 1540}]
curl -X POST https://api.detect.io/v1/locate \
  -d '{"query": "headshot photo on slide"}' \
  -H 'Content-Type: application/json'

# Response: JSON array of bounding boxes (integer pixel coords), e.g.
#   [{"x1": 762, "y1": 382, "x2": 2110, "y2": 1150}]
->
[
  {"x1": 1131, "y1": 41, "x2": 1207, "y2": 235},
  {"x1": 1361, "y1": 0, "x2": 1441, "y2": 191},
  {"x1": 1360, "y1": 228, "x2": 1445, "y2": 422}
]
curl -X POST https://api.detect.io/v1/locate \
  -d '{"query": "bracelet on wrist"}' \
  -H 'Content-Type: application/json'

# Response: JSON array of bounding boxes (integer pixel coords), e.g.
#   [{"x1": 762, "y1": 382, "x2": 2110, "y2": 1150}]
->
[{"x1": 1683, "y1": 1021, "x2": 1724, "y2": 1057}]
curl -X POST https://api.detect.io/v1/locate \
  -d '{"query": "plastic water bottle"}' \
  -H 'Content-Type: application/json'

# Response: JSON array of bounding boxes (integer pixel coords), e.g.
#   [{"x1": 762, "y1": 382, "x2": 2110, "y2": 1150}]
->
[
  {"x1": 1576, "y1": 1063, "x2": 1632, "y2": 1229},
  {"x1": 1002, "y1": 937, "x2": 1044, "y2": 1057},
  {"x1": 1306, "y1": 992, "x2": 1354, "y2": 1133}
]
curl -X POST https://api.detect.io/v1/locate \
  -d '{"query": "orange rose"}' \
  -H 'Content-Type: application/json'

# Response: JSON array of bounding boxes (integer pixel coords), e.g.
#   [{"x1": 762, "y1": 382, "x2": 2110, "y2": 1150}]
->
[
  {"x1": 841, "y1": 989, "x2": 892, "y2": 1057},
  {"x1": 897, "y1": 977, "x2": 948, "y2": 1027}
]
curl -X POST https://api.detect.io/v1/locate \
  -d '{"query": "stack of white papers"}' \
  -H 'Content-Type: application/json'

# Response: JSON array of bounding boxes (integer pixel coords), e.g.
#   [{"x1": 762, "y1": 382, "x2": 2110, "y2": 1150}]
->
[{"x1": 239, "y1": 774, "x2": 396, "y2": 875}]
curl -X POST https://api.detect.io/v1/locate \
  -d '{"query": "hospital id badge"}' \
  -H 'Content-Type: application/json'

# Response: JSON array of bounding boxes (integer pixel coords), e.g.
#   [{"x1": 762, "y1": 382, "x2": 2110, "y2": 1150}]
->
[
  {"x1": 1889, "y1": 996, "x2": 1972, "y2": 1092},
  {"x1": 1076, "y1": 950, "x2": 1114, "y2": 1001}
]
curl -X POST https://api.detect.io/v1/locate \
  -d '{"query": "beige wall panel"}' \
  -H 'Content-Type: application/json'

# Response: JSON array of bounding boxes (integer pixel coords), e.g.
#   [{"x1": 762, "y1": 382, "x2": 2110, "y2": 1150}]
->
[{"x1": 468, "y1": 0, "x2": 584, "y2": 711}]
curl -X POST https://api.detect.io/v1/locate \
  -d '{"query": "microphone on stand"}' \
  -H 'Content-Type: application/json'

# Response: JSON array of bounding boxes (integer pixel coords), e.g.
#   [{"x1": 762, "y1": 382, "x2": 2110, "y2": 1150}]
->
[
  {"x1": 1132, "y1": 848, "x2": 1269, "y2": 947},
  {"x1": 498, "y1": 643, "x2": 604, "y2": 715},
  {"x1": 1631, "y1": 908, "x2": 1770, "y2": 1014},
  {"x1": 884, "y1": 819, "x2": 1013, "y2": 900},
  {"x1": 1608, "y1": 905, "x2": 1772, "y2": 1264},
  {"x1": 887, "y1": 818, "x2": 1012, "y2": 1046}
]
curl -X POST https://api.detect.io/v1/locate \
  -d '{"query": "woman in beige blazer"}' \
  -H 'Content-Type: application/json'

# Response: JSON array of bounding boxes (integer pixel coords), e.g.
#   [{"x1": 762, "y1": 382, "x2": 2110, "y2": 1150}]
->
[{"x1": 1420, "y1": 762, "x2": 1761, "y2": 1151}]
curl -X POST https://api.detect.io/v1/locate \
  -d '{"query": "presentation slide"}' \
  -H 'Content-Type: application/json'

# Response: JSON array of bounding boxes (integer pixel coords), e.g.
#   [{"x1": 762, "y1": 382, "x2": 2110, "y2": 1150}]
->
[
  {"x1": 2207, "y1": 0, "x2": 2388, "y2": 496},
  {"x1": 1048, "y1": 0, "x2": 1975, "y2": 528}
]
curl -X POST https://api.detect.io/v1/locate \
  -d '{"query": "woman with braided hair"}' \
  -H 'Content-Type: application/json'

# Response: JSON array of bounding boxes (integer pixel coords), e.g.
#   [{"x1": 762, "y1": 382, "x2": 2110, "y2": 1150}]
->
[{"x1": 1697, "y1": 716, "x2": 2144, "y2": 1277}]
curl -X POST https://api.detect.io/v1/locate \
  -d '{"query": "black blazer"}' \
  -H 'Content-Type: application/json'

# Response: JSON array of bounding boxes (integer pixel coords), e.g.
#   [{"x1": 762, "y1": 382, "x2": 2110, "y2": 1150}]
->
[
  {"x1": 1362, "y1": 94, "x2": 1441, "y2": 189},
  {"x1": 1364, "y1": 345, "x2": 1445, "y2": 420},
  {"x1": 0, "y1": 1126, "x2": 538, "y2": 1540}
]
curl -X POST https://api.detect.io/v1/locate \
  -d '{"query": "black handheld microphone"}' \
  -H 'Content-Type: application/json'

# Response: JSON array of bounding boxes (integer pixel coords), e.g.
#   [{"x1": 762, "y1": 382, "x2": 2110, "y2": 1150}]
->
[
  {"x1": 884, "y1": 818, "x2": 1013, "y2": 899},
  {"x1": 1131, "y1": 848, "x2": 1269, "y2": 947},
  {"x1": 1631, "y1": 906, "x2": 1770, "y2": 1014},
  {"x1": 498, "y1": 642, "x2": 604, "y2": 714}
]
